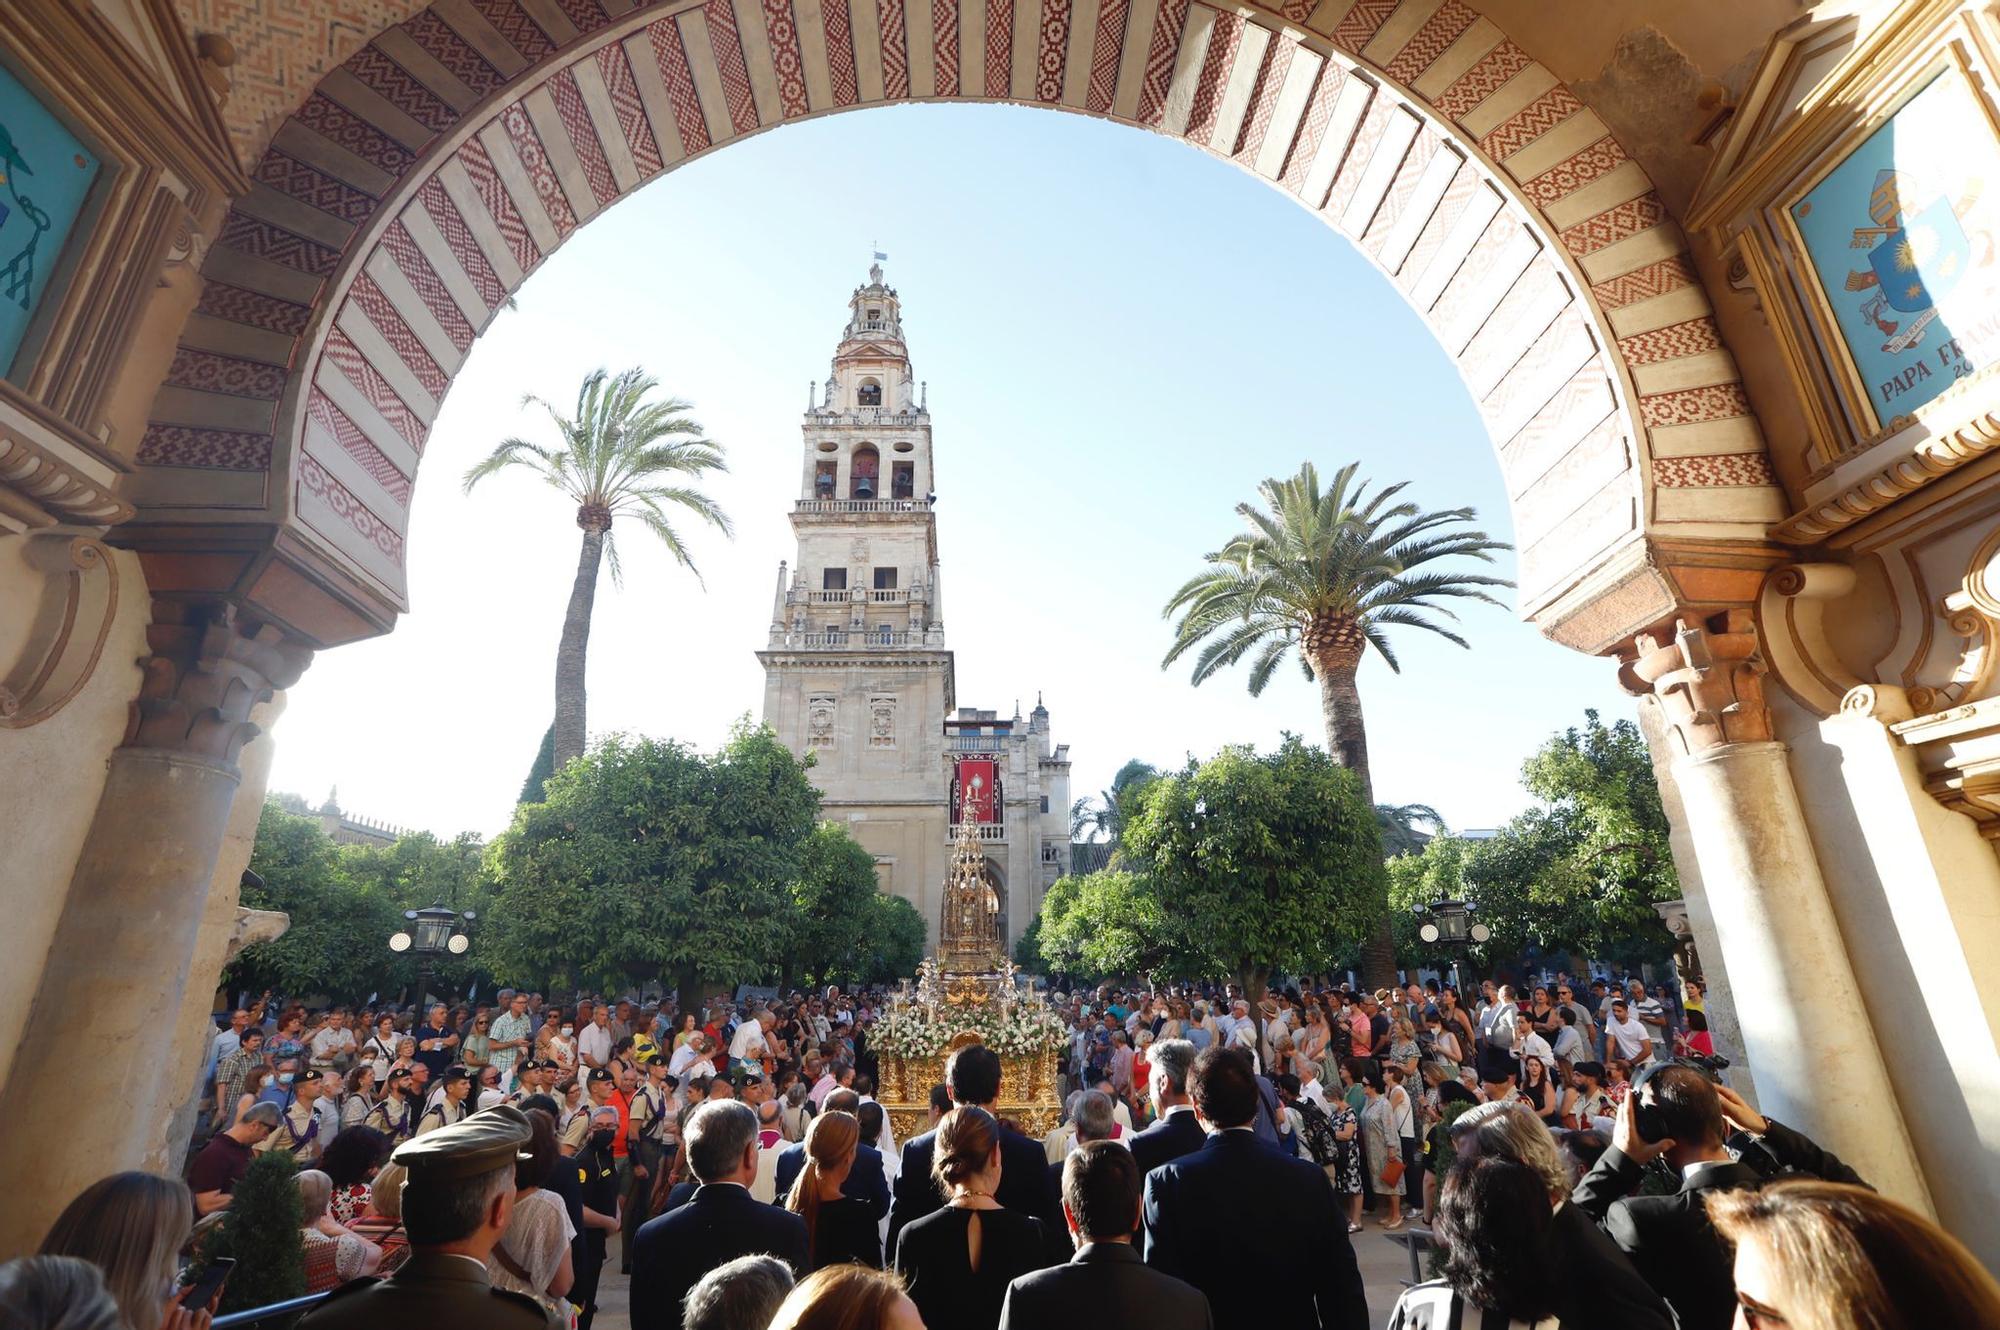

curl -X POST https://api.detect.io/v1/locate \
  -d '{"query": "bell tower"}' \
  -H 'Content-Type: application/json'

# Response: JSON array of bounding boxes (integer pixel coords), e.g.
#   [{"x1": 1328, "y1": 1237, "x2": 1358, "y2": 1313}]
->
[{"x1": 759, "y1": 264, "x2": 955, "y2": 936}]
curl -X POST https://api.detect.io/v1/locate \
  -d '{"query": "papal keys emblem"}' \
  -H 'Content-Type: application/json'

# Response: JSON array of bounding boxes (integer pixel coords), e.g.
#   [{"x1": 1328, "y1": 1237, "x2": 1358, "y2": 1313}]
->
[{"x1": 1837, "y1": 169, "x2": 1992, "y2": 354}]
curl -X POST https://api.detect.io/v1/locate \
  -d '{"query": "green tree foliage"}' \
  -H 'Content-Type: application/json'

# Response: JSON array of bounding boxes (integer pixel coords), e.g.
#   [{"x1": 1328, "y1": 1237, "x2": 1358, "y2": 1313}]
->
[
  {"x1": 1036, "y1": 870, "x2": 1173, "y2": 982},
  {"x1": 781, "y1": 822, "x2": 881, "y2": 988},
  {"x1": 520, "y1": 722, "x2": 556, "y2": 804},
  {"x1": 1117, "y1": 736, "x2": 1385, "y2": 1005},
  {"x1": 857, "y1": 893, "x2": 927, "y2": 985},
  {"x1": 1067, "y1": 759, "x2": 1161, "y2": 861},
  {"x1": 1160, "y1": 461, "x2": 1511, "y2": 988},
  {"x1": 1385, "y1": 710, "x2": 1679, "y2": 970},
  {"x1": 195, "y1": 1151, "x2": 303, "y2": 1315},
  {"x1": 232, "y1": 805, "x2": 403, "y2": 1001},
  {"x1": 484, "y1": 724, "x2": 818, "y2": 998},
  {"x1": 342, "y1": 830, "x2": 496, "y2": 1001},
  {"x1": 1012, "y1": 916, "x2": 1045, "y2": 971},
  {"x1": 1376, "y1": 802, "x2": 1445, "y2": 857}
]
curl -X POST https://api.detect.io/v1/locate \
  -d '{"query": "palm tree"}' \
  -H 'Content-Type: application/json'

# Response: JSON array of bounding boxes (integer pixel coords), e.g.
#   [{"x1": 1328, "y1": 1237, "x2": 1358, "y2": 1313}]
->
[
  {"x1": 1377, "y1": 802, "x2": 1446, "y2": 857},
  {"x1": 1161, "y1": 460, "x2": 1511, "y2": 988},
  {"x1": 464, "y1": 367, "x2": 731, "y2": 770},
  {"x1": 1068, "y1": 759, "x2": 1161, "y2": 858}
]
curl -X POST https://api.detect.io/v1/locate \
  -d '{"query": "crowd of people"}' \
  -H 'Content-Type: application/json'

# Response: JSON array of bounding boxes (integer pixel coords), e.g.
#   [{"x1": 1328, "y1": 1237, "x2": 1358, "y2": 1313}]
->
[{"x1": 2, "y1": 975, "x2": 1997, "y2": 1330}]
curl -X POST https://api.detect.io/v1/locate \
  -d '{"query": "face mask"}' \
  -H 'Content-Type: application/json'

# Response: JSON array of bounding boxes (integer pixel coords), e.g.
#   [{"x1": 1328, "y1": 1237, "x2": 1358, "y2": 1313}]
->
[
  {"x1": 562, "y1": 1027, "x2": 574, "y2": 1038},
  {"x1": 277, "y1": 1072, "x2": 295, "y2": 1084},
  {"x1": 590, "y1": 1129, "x2": 616, "y2": 1149}
]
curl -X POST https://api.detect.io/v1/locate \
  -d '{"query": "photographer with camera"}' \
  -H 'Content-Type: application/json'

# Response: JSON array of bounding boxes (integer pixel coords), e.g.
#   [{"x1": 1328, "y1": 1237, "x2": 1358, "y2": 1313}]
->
[{"x1": 1572, "y1": 1062, "x2": 1868, "y2": 1330}]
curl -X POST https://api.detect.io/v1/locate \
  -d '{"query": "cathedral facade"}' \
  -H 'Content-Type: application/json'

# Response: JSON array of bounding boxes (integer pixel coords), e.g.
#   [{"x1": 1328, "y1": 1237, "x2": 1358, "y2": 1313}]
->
[{"x1": 757, "y1": 267, "x2": 1072, "y2": 951}]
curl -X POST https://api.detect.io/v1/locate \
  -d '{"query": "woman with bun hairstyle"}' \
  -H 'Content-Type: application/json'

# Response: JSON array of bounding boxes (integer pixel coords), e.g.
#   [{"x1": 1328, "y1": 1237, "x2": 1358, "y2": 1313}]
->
[{"x1": 892, "y1": 1106, "x2": 1048, "y2": 1330}]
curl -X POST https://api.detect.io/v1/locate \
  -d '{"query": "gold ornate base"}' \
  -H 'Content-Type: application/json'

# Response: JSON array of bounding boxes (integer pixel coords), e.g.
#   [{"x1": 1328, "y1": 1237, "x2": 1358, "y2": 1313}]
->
[{"x1": 877, "y1": 1044, "x2": 1063, "y2": 1141}]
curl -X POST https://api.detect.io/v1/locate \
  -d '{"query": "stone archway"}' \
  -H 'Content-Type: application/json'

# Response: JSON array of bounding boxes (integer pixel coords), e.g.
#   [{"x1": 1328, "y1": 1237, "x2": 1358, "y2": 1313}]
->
[{"x1": 133, "y1": 0, "x2": 1786, "y2": 658}]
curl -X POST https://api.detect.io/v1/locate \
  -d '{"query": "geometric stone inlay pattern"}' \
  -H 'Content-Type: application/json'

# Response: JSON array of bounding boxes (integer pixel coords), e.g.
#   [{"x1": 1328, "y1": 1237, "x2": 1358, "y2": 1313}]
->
[{"x1": 146, "y1": 0, "x2": 1780, "y2": 592}]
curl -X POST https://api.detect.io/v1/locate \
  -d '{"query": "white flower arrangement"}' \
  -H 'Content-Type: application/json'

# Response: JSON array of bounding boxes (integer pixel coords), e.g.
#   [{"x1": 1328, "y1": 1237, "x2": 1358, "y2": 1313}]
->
[{"x1": 869, "y1": 954, "x2": 1069, "y2": 1060}]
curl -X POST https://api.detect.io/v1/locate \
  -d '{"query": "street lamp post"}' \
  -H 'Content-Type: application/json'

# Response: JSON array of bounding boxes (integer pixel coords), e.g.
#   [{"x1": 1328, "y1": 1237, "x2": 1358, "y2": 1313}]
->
[
  {"x1": 1412, "y1": 898, "x2": 1489, "y2": 993},
  {"x1": 388, "y1": 902, "x2": 475, "y2": 1013}
]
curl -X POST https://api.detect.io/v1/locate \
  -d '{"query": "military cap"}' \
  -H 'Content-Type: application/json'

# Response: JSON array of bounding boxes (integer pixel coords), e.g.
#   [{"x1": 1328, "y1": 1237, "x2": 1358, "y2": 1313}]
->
[
  {"x1": 520, "y1": 1058, "x2": 545, "y2": 1072},
  {"x1": 643, "y1": 1052, "x2": 666, "y2": 1067},
  {"x1": 391, "y1": 1102, "x2": 532, "y2": 1179},
  {"x1": 588, "y1": 1067, "x2": 615, "y2": 1084}
]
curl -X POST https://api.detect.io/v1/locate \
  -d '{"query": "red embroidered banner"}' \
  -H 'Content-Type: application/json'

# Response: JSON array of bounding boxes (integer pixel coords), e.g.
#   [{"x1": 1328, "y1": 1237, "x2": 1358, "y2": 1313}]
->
[{"x1": 954, "y1": 759, "x2": 998, "y2": 822}]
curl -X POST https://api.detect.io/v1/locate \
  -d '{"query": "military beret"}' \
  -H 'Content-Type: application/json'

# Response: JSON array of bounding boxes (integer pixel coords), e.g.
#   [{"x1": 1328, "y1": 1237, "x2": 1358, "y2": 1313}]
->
[
  {"x1": 392, "y1": 1103, "x2": 533, "y2": 1179},
  {"x1": 588, "y1": 1067, "x2": 615, "y2": 1084},
  {"x1": 441, "y1": 1065, "x2": 473, "y2": 1084},
  {"x1": 643, "y1": 1052, "x2": 666, "y2": 1067}
]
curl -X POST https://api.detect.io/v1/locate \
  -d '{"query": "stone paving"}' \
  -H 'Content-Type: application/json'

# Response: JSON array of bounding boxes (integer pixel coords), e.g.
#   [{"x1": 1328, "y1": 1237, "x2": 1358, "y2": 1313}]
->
[{"x1": 590, "y1": 1217, "x2": 1422, "y2": 1330}]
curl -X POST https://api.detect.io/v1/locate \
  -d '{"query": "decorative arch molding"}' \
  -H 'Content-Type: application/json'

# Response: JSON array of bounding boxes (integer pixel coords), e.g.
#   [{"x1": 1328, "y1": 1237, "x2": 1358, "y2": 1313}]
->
[{"x1": 130, "y1": 0, "x2": 1786, "y2": 650}]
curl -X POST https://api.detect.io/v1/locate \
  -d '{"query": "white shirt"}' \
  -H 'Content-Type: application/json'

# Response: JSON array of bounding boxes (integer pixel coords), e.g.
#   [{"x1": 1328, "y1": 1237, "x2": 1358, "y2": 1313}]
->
[
  {"x1": 310, "y1": 1027, "x2": 355, "y2": 1065},
  {"x1": 752, "y1": 1143, "x2": 783, "y2": 1203},
  {"x1": 1607, "y1": 1015, "x2": 1650, "y2": 1060},
  {"x1": 1552, "y1": 1025, "x2": 1586, "y2": 1064},
  {"x1": 1514, "y1": 1031, "x2": 1555, "y2": 1070},
  {"x1": 728, "y1": 1022, "x2": 768, "y2": 1062},
  {"x1": 1299, "y1": 1077, "x2": 1332, "y2": 1111},
  {"x1": 578, "y1": 1023, "x2": 613, "y2": 1068}
]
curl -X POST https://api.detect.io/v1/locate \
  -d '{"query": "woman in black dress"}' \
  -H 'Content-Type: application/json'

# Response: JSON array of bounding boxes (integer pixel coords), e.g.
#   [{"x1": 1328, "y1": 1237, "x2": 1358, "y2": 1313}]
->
[
  {"x1": 784, "y1": 1109, "x2": 882, "y2": 1270},
  {"x1": 892, "y1": 1106, "x2": 1047, "y2": 1330}
]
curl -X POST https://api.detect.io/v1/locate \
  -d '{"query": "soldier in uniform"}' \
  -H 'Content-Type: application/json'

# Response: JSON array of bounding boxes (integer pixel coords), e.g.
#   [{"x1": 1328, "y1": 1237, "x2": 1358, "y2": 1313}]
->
[
  {"x1": 416, "y1": 1066, "x2": 474, "y2": 1136},
  {"x1": 563, "y1": 1067, "x2": 619, "y2": 1152},
  {"x1": 366, "y1": 1065, "x2": 419, "y2": 1142},
  {"x1": 254, "y1": 1070, "x2": 324, "y2": 1164},
  {"x1": 572, "y1": 1103, "x2": 622, "y2": 1330},
  {"x1": 298, "y1": 1104, "x2": 562, "y2": 1330},
  {"x1": 509, "y1": 1058, "x2": 551, "y2": 1105},
  {"x1": 624, "y1": 1054, "x2": 670, "y2": 1260}
]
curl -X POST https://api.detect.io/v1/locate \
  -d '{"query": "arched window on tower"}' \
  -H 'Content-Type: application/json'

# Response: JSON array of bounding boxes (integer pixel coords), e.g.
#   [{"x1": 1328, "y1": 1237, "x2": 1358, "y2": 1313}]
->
[
  {"x1": 858, "y1": 380, "x2": 882, "y2": 407},
  {"x1": 851, "y1": 444, "x2": 879, "y2": 499}
]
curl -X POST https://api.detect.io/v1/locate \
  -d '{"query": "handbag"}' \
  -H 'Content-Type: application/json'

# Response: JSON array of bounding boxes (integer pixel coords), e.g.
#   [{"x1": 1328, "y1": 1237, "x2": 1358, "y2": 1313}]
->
[{"x1": 1380, "y1": 1156, "x2": 1406, "y2": 1187}]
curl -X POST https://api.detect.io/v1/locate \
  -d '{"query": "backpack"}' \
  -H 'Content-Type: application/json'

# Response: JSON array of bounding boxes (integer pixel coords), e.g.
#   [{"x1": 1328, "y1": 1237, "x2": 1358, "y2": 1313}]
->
[{"x1": 1295, "y1": 1098, "x2": 1339, "y2": 1167}]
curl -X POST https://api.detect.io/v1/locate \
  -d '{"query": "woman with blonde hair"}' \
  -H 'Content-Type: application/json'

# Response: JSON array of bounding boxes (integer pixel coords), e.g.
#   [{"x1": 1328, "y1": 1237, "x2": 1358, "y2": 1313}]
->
[
  {"x1": 296, "y1": 1169, "x2": 384, "y2": 1292},
  {"x1": 346, "y1": 1161, "x2": 410, "y2": 1272},
  {"x1": 892, "y1": 1107, "x2": 1046, "y2": 1330},
  {"x1": 1709, "y1": 1178, "x2": 2000, "y2": 1330},
  {"x1": 38, "y1": 1172, "x2": 208, "y2": 1330},
  {"x1": 784, "y1": 1110, "x2": 881, "y2": 1270},
  {"x1": 768, "y1": 1264, "x2": 923, "y2": 1330}
]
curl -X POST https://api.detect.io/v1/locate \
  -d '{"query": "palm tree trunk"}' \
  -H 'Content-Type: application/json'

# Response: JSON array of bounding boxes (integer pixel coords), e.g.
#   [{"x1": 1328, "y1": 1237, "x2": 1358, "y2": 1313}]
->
[
  {"x1": 553, "y1": 525, "x2": 606, "y2": 769},
  {"x1": 1317, "y1": 662, "x2": 1398, "y2": 992}
]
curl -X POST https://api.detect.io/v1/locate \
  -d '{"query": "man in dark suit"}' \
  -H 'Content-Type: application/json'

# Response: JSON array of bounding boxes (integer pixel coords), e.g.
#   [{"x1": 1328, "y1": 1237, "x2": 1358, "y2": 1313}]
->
[
  {"x1": 1572, "y1": 1068, "x2": 1867, "y2": 1330},
  {"x1": 1129, "y1": 1038, "x2": 1204, "y2": 1177},
  {"x1": 1001, "y1": 1141, "x2": 1211, "y2": 1330},
  {"x1": 769, "y1": 1088, "x2": 889, "y2": 1215},
  {"x1": 887, "y1": 1044, "x2": 1059, "y2": 1253},
  {"x1": 1142, "y1": 1047, "x2": 1367, "y2": 1330},
  {"x1": 629, "y1": 1099, "x2": 809, "y2": 1330}
]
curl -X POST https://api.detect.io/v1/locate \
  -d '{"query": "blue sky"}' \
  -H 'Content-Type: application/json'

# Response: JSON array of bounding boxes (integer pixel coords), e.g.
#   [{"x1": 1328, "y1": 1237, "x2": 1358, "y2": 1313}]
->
[{"x1": 268, "y1": 101, "x2": 1636, "y2": 837}]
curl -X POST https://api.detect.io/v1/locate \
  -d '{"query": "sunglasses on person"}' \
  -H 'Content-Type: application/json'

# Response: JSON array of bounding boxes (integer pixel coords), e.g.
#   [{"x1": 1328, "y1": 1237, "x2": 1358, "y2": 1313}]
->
[{"x1": 1736, "y1": 1293, "x2": 1787, "y2": 1328}]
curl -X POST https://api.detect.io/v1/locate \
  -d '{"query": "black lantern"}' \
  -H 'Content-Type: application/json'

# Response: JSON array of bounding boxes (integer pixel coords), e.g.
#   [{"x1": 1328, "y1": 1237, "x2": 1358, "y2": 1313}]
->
[
  {"x1": 388, "y1": 902, "x2": 474, "y2": 1011},
  {"x1": 1411, "y1": 899, "x2": 1489, "y2": 991}
]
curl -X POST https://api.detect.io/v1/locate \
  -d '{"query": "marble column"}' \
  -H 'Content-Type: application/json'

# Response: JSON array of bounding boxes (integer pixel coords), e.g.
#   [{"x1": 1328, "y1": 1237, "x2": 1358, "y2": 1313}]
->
[
  {"x1": 1629, "y1": 611, "x2": 1931, "y2": 1215},
  {"x1": 0, "y1": 600, "x2": 309, "y2": 1254}
]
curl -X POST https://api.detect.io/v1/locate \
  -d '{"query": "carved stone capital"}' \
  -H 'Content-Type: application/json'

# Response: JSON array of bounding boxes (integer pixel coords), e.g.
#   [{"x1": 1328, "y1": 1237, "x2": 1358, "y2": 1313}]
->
[
  {"x1": 125, "y1": 600, "x2": 312, "y2": 767},
  {"x1": 1624, "y1": 609, "x2": 1774, "y2": 756}
]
